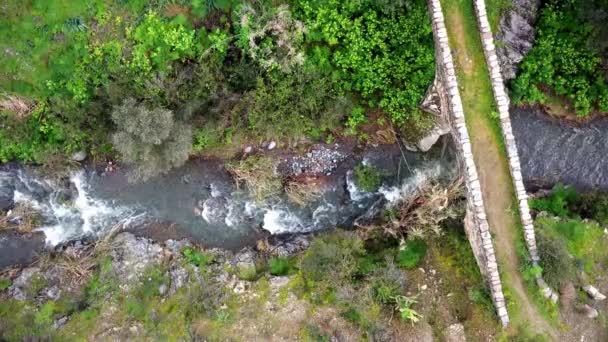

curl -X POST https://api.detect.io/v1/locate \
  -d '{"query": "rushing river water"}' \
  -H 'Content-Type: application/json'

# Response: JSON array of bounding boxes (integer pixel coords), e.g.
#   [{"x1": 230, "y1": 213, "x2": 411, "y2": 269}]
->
[
  {"x1": 0, "y1": 140, "x2": 456, "y2": 253},
  {"x1": 511, "y1": 107, "x2": 608, "y2": 191}
]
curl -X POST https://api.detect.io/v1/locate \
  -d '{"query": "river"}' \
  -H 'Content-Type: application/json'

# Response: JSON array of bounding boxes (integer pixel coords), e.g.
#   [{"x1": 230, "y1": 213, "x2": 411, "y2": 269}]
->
[
  {"x1": 511, "y1": 107, "x2": 608, "y2": 192},
  {"x1": 0, "y1": 139, "x2": 457, "y2": 266}
]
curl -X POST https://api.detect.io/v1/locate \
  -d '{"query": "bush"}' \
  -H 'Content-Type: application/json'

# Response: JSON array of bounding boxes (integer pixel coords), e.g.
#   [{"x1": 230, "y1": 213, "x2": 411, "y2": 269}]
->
[
  {"x1": 182, "y1": 247, "x2": 214, "y2": 271},
  {"x1": 238, "y1": 68, "x2": 350, "y2": 141},
  {"x1": 354, "y1": 164, "x2": 382, "y2": 192},
  {"x1": 297, "y1": 0, "x2": 435, "y2": 131},
  {"x1": 396, "y1": 239, "x2": 427, "y2": 269},
  {"x1": 371, "y1": 257, "x2": 407, "y2": 304},
  {"x1": 268, "y1": 257, "x2": 292, "y2": 276},
  {"x1": 530, "y1": 183, "x2": 578, "y2": 218},
  {"x1": 536, "y1": 231, "x2": 577, "y2": 289},
  {"x1": 236, "y1": 3, "x2": 306, "y2": 73},
  {"x1": 300, "y1": 231, "x2": 366, "y2": 285},
  {"x1": 228, "y1": 155, "x2": 283, "y2": 202},
  {"x1": 511, "y1": 0, "x2": 608, "y2": 116},
  {"x1": 111, "y1": 98, "x2": 192, "y2": 182}
]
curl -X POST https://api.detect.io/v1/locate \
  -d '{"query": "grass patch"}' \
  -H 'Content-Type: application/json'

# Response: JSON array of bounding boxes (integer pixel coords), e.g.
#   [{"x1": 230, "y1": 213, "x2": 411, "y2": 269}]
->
[{"x1": 396, "y1": 239, "x2": 428, "y2": 269}]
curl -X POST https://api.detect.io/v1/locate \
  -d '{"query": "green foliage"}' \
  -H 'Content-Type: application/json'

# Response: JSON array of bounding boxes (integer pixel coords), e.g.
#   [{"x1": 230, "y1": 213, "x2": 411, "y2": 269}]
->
[
  {"x1": 530, "y1": 183, "x2": 578, "y2": 217},
  {"x1": 370, "y1": 258, "x2": 407, "y2": 304},
  {"x1": 511, "y1": 0, "x2": 608, "y2": 116},
  {"x1": 268, "y1": 257, "x2": 293, "y2": 276},
  {"x1": 346, "y1": 106, "x2": 367, "y2": 131},
  {"x1": 237, "y1": 267, "x2": 259, "y2": 281},
  {"x1": 537, "y1": 216, "x2": 606, "y2": 278},
  {"x1": 240, "y1": 68, "x2": 350, "y2": 141},
  {"x1": 236, "y1": 3, "x2": 306, "y2": 72},
  {"x1": 353, "y1": 164, "x2": 381, "y2": 192},
  {"x1": 128, "y1": 11, "x2": 198, "y2": 81},
  {"x1": 182, "y1": 247, "x2": 214, "y2": 271},
  {"x1": 298, "y1": 0, "x2": 435, "y2": 131},
  {"x1": 299, "y1": 231, "x2": 366, "y2": 285},
  {"x1": 535, "y1": 230, "x2": 577, "y2": 289},
  {"x1": 396, "y1": 239, "x2": 427, "y2": 269},
  {"x1": 111, "y1": 98, "x2": 192, "y2": 182},
  {"x1": 0, "y1": 278, "x2": 12, "y2": 290},
  {"x1": 0, "y1": 300, "x2": 35, "y2": 341},
  {"x1": 393, "y1": 295, "x2": 422, "y2": 324}
]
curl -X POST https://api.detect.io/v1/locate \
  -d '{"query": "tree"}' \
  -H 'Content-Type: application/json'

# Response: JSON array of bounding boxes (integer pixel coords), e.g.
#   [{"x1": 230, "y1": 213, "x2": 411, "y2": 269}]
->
[{"x1": 111, "y1": 98, "x2": 192, "y2": 182}]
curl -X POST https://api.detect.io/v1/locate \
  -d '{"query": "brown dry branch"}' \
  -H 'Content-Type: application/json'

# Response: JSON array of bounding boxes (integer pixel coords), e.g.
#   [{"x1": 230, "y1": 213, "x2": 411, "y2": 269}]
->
[
  {"x1": 378, "y1": 178, "x2": 465, "y2": 240},
  {"x1": 285, "y1": 180, "x2": 324, "y2": 206},
  {"x1": 228, "y1": 155, "x2": 283, "y2": 202},
  {"x1": 0, "y1": 203, "x2": 40, "y2": 233}
]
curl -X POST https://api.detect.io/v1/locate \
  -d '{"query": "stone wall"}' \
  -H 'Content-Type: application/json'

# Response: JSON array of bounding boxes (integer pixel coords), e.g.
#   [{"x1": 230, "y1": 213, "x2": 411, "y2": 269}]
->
[
  {"x1": 472, "y1": 0, "x2": 558, "y2": 302},
  {"x1": 427, "y1": 0, "x2": 510, "y2": 326}
]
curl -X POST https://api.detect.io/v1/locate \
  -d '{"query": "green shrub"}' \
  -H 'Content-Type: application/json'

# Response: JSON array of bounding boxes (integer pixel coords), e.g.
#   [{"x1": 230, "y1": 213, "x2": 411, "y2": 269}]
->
[
  {"x1": 0, "y1": 279, "x2": 11, "y2": 290},
  {"x1": 182, "y1": 247, "x2": 214, "y2": 271},
  {"x1": 511, "y1": 0, "x2": 608, "y2": 116},
  {"x1": 394, "y1": 295, "x2": 422, "y2": 324},
  {"x1": 536, "y1": 231, "x2": 577, "y2": 289},
  {"x1": 268, "y1": 257, "x2": 292, "y2": 276},
  {"x1": 371, "y1": 257, "x2": 407, "y2": 304},
  {"x1": 396, "y1": 239, "x2": 427, "y2": 269},
  {"x1": 530, "y1": 183, "x2": 578, "y2": 218},
  {"x1": 354, "y1": 164, "x2": 382, "y2": 192},
  {"x1": 238, "y1": 68, "x2": 350, "y2": 141},
  {"x1": 297, "y1": 0, "x2": 435, "y2": 130},
  {"x1": 236, "y1": 3, "x2": 306, "y2": 73},
  {"x1": 300, "y1": 231, "x2": 366, "y2": 284},
  {"x1": 111, "y1": 98, "x2": 192, "y2": 182}
]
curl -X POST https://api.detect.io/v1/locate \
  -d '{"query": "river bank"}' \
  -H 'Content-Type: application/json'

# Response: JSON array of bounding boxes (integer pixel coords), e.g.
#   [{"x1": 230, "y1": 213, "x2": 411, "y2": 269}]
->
[{"x1": 0, "y1": 136, "x2": 456, "y2": 268}]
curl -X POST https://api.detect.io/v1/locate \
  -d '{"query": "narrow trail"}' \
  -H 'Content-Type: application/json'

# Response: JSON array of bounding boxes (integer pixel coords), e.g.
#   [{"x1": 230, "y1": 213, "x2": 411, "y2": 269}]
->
[{"x1": 439, "y1": 0, "x2": 556, "y2": 338}]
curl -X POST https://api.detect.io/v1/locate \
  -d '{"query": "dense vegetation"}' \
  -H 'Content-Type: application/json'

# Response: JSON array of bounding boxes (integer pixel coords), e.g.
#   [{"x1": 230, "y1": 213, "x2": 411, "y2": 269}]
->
[
  {"x1": 512, "y1": 0, "x2": 608, "y2": 116},
  {"x1": 0, "y1": 0, "x2": 435, "y2": 180},
  {"x1": 530, "y1": 184, "x2": 608, "y2": 289}
]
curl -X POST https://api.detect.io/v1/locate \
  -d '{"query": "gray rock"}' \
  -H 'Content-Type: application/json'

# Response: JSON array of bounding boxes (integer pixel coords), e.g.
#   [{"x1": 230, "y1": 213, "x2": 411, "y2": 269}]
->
[
  {"x1": 158, "y1": 283, "x2": 168, "y2": 296},
  {"x1": 169, "y1": 266, "x2": 189, "y2": 295},
  {"x1": 417, "y1": 132, "x2": 442, "y2": 152},
  {"x1": 495, "y1": 0, "x2": 541, "y2": 80},
  {"x1": 267, "y1": 141, "x2": 276, "y2": 150},
  {"x1": 232, "y1": 247, "x2": 257, "y2": 270},
  {"x1": 9, "y1": 267, "x2": 40, "y2": 300},
  {"x1": 582, "y1": 304, "x2": 599, "y2": 319},
  {"x1": 164, "y1": 239, "x2": 192, "y2": 256},
  {"x1": 266, "y1": 235, "x2": 310, "y2": 257},
  {"x1": 53, "y1": 316, "x2": 69, "y2": 330},
  {"x1": 45, "y1": 285, "x2": 62, "y2": 301},
  {"x1": 110, "y1": 233, "x2": 164, "y2": 289},
  {"x1": 0, "y1": 171, "x2": 15, "y2": 211},
  {"x1": 445, "y1": 323, "x2": 466, "y2": 342},
  {"x1": 70, "y1": 150, "x2": 87, "y2": 162}
]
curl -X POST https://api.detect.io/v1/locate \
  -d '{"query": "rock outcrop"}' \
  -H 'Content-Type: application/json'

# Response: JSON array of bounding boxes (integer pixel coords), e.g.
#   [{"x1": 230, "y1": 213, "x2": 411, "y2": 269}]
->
[{"x1": 495, "y1": 0, "x2": 541, "y2": 81}]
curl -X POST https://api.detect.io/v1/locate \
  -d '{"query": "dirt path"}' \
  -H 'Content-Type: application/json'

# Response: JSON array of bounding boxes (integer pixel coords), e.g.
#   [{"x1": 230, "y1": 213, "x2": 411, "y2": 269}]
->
[{"x1": 439, "y1": 0, "x2": 556, "y2": 338}]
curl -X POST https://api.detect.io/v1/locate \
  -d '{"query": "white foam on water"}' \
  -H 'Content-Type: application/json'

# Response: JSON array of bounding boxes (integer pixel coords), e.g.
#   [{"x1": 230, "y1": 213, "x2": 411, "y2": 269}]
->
[
  {"x1": 262, "y1": 208, "x2": 304, "y2": 234},
  {"x1": 27, "y1": 172, "x2": 138, "y2": 246},
  {"x1": 379, "y1": 163, "x2": 443, "y2": 205},
  {"x1": 312, "y1": 202, "x2": 337, "y2": 227},
  {"x1": 346, "y1": 170, "x2": 374, "y2": 201},
  {"x1": 224, "y1": 200, "x2": 240, "y2": 227}
]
